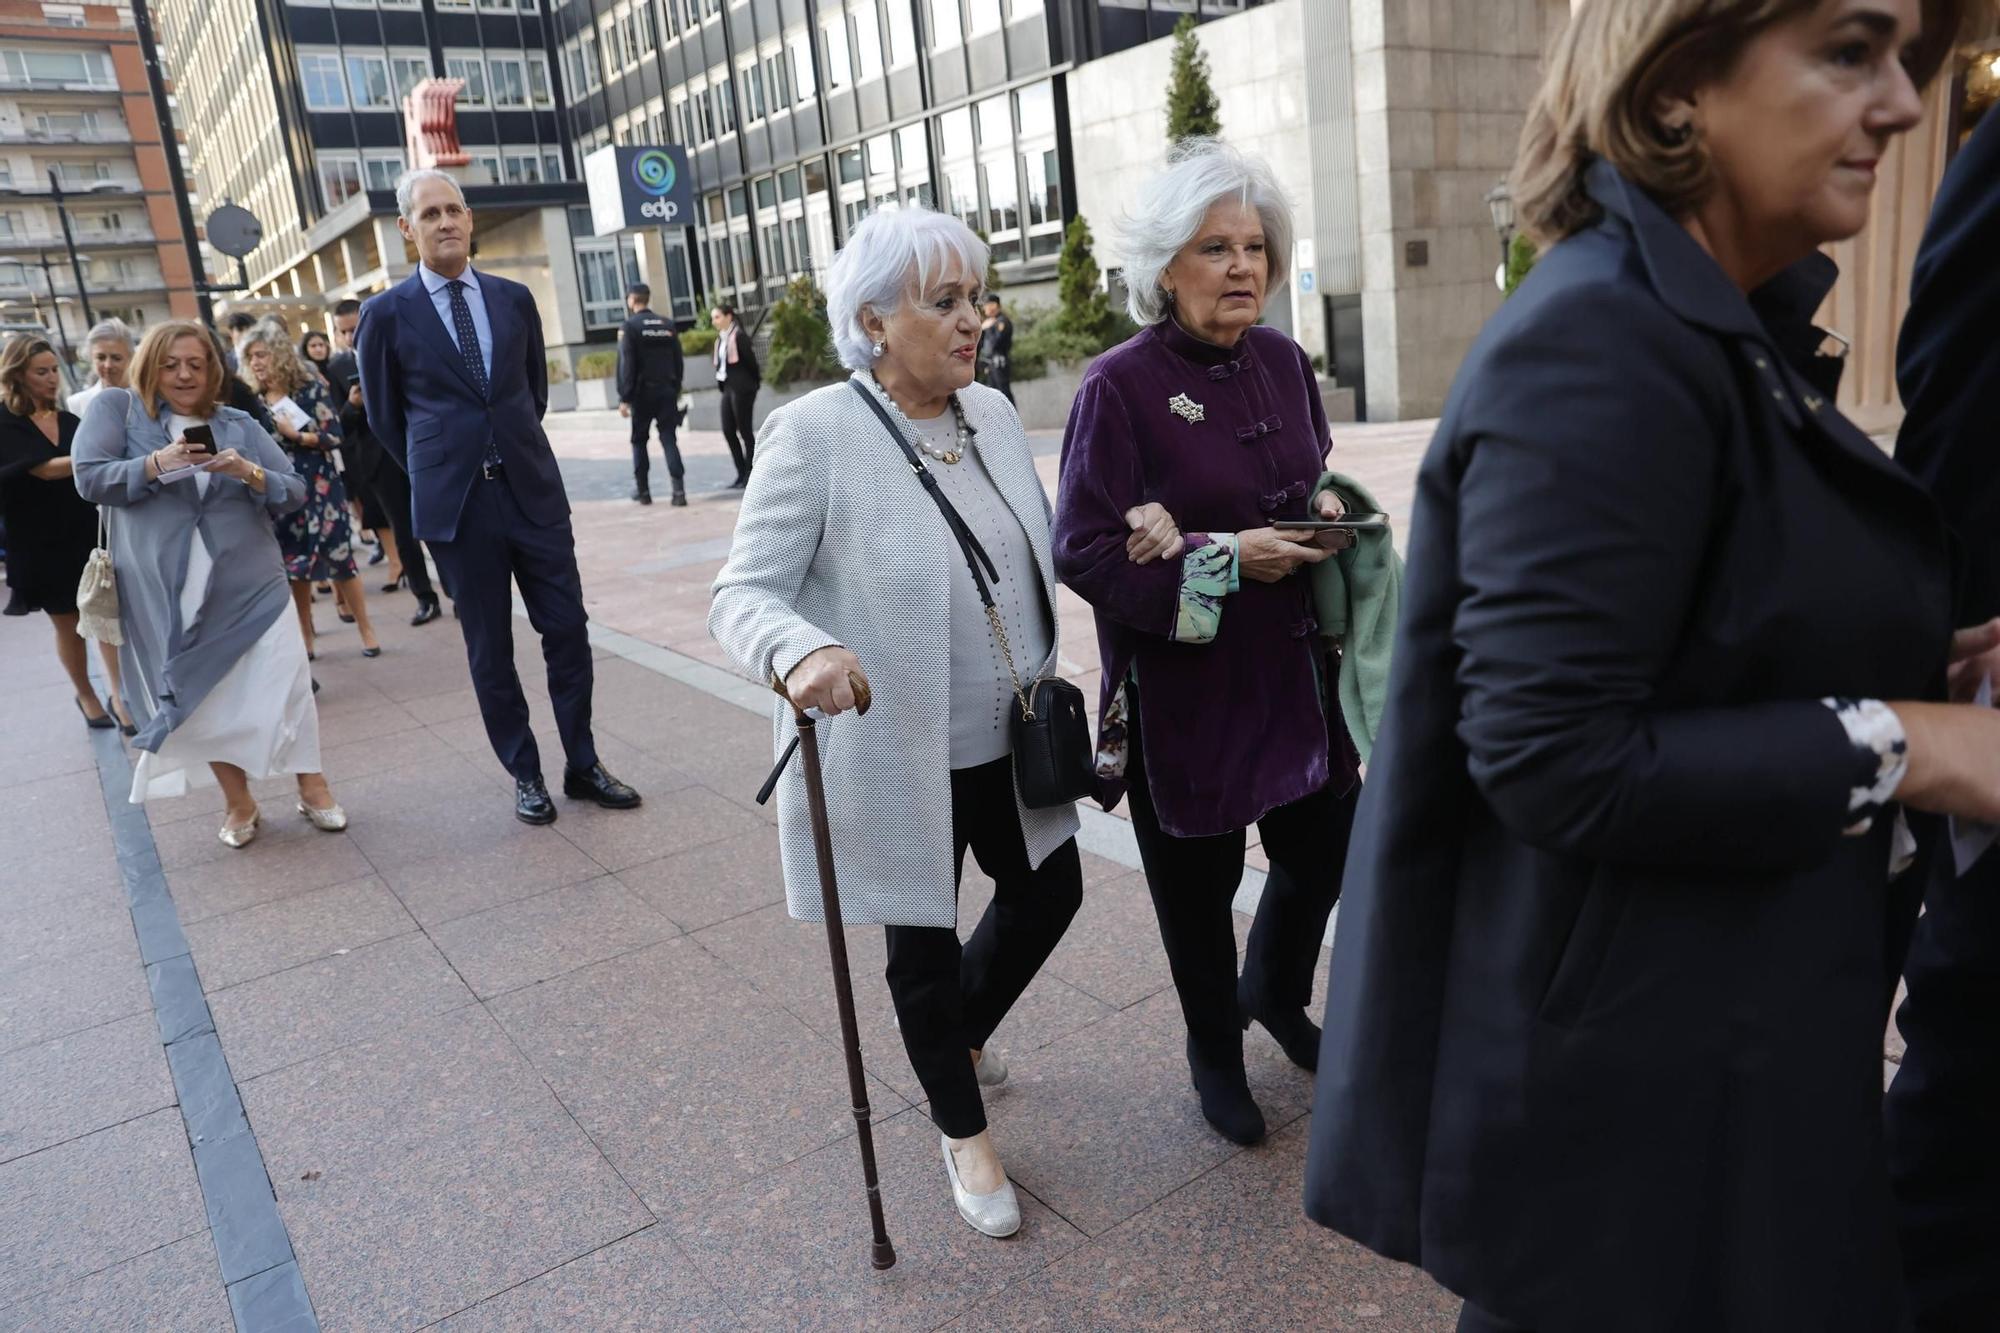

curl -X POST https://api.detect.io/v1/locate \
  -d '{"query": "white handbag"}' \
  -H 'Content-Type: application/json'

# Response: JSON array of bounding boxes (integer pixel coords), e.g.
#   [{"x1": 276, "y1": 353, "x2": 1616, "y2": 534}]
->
[{"x1": 75, "y1": 506, "x2": 121, "y2": 646}]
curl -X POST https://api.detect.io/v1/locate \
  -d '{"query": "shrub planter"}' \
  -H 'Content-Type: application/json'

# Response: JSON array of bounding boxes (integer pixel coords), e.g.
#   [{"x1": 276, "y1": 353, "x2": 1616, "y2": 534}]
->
[
  {"x1": 575, "y1": 378, "x2": 617, "y2": 411},
  {"x1": 680, "y1": 377, "x2": 843, "y2": 431},
  {"x1": 545, "y1": 379, "x2": 577, "y2": 413}
]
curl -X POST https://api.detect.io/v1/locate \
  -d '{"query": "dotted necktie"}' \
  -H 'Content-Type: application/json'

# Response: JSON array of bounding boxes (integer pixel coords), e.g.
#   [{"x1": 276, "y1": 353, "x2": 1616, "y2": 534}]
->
[{"x1": 445, "y1": 278, "x2": 500, "y2": 469}]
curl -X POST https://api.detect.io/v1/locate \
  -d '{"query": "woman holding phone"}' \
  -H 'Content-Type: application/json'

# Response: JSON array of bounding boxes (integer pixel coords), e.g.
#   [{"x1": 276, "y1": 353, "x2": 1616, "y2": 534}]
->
[
  {"x1": 236, "y1": 321, "x2": 380, "y2": 659},
  {"x1": 73, "y1": 320, "x2": 350, "y2": 847},
  {"x1": 1052, "y1": 138, "x2": 1359, "y2": 1146}
]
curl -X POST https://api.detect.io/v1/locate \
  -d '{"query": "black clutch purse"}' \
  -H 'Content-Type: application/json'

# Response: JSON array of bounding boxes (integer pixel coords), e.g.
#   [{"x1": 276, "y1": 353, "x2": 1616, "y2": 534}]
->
[{"x1": 849, "y1": 380, "x2": 1095, "y2": 808}]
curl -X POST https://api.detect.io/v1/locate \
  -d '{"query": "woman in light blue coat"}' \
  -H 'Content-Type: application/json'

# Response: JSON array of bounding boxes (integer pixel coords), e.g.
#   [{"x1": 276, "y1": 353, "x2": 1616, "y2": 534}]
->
[{"x1": 74, "y1": 320, "x2": 351, "y2": 848}]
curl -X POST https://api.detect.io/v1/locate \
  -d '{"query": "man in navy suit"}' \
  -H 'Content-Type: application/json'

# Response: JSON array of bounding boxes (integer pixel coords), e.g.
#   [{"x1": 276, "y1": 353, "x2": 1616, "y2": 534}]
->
[{"x1": 357, "y1": 168, "x2": 639, "y2": 823}]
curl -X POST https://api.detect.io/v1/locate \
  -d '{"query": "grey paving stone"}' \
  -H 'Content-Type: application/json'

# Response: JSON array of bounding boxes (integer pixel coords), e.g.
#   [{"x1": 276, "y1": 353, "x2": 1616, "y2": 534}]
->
[
  {"x1": 150, "y1": 804, "x2": 329, "y2": 875},
  {"x1": 550, "y1": 779, "x2": 763, "y2": 875},
  {"x1": 225, "y1": 1259, "x2": 318, "y2": 1333},
  {"x1": 489, "y1": 936, "x2": 912, "y2": 1217},
  {"x1": 313, "y1": 723, "x2": 461, "y2": 786},
  {"x1": 0, "y1": 889, "x2": 136, "y2": 966},
  {"x1": 165, "y1": 1033, "x2": 248, "y2": 1149},
  {"x1": 436, "y1": 1226, "x2": 735, "y2": 1331},
  {"x1": 0, "y1": 1013, "x2": 175, "y2": 1165},
  {"x1": 1039, "y1": 871, "x2": 1180, "y2": 1010},
  {"x1": 147, "y1": 955, "x2": 214, "y2": 1047},
  {"x1": 428, "y1": 876, "x2": 679, "y2": 999},
  {"x1": 0, "y1": 1109, "x2": 207, "y2": 1308},
  {"x1": 241, "y1": 1005, "x2": 648, "y2": 1331},
  {"x1": 0, "y1": 941, "x2": 150, "y2": 1056},
  {"x1": 165, "y1": 827, "x2": 377, "y2": 926},
  {"x1": 614, "y1": 826, "x2": 786, "y2": 932},
  {"x1": 207, "y1": 931, "x2": 475, "y2": 1081},
  {"x1": 184, "y1": 875, "x2": 415, "y2": 992},
  {"x1": 675, "y1": 1107, "x2": 1087, "y2": 1331},
  {"x1": 191, "y1": 1132, "x2": 291, "y2": 1283},
  {"x1": 980, "y1": 1006, "x2": 1306, "y2": 1238},
  {"x1": 0, "y1": 1233, "x2": 231, "y2": 1333}
]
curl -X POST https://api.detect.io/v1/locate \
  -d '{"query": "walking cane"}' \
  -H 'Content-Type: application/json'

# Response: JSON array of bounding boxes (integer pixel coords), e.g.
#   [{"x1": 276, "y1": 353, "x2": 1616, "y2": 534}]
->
[{"x1": 755, "y1": 670, "x2": 896, "y2": 1271}]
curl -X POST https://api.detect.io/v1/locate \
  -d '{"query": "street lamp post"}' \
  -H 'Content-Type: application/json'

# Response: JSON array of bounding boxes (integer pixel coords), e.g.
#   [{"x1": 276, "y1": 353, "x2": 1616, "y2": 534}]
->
[
  {"x1": 1485, "y1": 181, "x2": 1516, "y2": 293},
  {"x1": 34, "y1": 251, "x2": 75, "y2": 361},
  {"x1": 47, "y1": 168, "x2": 96, "y2": 328}
]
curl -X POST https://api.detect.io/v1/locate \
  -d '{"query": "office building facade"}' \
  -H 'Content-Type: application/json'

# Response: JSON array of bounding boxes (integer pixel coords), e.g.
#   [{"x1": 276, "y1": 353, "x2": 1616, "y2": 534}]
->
[{"x1": 0, "y1": 0, "x2": 200, "y2": 350}]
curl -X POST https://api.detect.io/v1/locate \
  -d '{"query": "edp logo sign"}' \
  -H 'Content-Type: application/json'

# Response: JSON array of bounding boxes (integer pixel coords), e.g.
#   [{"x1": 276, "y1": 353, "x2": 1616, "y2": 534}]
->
[{"x1": 584, "y1": 145, "x2": 695, "y2": 235}]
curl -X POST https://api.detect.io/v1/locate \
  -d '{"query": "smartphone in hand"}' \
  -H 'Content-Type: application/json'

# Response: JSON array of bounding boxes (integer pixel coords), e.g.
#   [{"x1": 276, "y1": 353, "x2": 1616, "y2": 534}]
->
[{"x1": 182, "y1": 424, "x2": 216, "y2": 456}]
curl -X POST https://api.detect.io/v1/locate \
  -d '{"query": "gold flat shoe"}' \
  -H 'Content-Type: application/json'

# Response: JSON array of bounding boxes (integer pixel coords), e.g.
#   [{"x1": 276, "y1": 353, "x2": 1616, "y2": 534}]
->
[
  {"x1": 218, "y1": 810, "x2": 260, "y2": 849},
  {"x1": 296, "y1": 799, "x2": 348, "y2": 832}
]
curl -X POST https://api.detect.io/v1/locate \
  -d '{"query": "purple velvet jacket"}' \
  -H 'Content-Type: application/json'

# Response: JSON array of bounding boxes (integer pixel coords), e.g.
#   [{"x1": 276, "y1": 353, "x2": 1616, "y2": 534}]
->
[{"x1": 1053, "y1": 319, "x2": 1340, "y2": 838}]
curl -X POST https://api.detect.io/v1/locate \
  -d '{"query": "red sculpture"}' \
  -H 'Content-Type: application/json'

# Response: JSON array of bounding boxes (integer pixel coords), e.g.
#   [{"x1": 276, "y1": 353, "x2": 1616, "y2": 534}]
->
[{"x1": 404, "y1": 78, "x2": 471, "y2": 169}]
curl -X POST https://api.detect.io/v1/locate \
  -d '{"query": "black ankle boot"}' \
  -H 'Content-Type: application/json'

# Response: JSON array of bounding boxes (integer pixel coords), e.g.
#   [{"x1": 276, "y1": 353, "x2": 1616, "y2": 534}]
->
[
  {"x1": 1186, "y1": 1038, "x2": 1266, "y2": 1146},
  {"x1": 1239, "y1": 976, "x2": 1322, "y2": 1072}
]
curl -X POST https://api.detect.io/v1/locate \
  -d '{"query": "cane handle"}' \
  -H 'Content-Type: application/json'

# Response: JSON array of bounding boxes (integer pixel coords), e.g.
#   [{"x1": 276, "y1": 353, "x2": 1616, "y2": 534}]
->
[{"x1": 771, "y1": 668, "x2": 873, "y2": 718}]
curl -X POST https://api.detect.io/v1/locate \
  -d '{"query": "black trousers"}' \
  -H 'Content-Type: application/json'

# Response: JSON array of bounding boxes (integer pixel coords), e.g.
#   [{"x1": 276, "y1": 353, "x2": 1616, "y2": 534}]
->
[
  {"x1": 629, "y1": 388, "x2": 684, "y2": 485},
  {"x1": 1457, "y1": 1304, "x2": 1531, "y2": 1333},
  {"x1": 428, "y1": 473, "x2": 595, "y2": 782},
  {"x1": 1123, "y1": 700, "x2": 1357, "y2": 1065},
  {"x1": 370, "y1": 463, "x2": 438, "y2": 604},
  {"x1": 883, "y1": 756, "x2": 1083, "y2": 1139},
  {"x1": 718, "y1": 379, "x2": 757, "y2": 477},
  {"x1": 982, "y1": 360, "x2": 1013, "y2": 404},
  {"x1": 1886, "y1": 846, "x2": 2000, "y2": 1330}
]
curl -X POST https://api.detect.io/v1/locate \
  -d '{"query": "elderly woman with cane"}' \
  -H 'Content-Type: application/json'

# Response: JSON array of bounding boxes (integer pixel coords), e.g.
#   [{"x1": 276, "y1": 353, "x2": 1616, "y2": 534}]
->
[{"x1": 712, "y1": 206, "x2": 1088, "y2": 1240}]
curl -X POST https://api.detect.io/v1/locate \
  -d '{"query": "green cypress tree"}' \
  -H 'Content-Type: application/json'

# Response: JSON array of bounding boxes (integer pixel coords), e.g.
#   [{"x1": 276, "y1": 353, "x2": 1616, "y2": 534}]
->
[
  {"x1": 1165, "y1": 14, "x2": 1222, "y2": 145},
  {"x1": 1055, "y1": 216, "x2": 1113, "y2": 341},
  {"x1": 975, "y1": 228, "x2": 1002, "y2": 296}
]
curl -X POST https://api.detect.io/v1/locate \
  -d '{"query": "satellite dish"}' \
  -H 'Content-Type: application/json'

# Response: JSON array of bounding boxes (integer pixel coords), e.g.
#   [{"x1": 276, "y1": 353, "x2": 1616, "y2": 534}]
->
[{"x1": 206, "y1": 204, "x2": 263, "y2": 260}]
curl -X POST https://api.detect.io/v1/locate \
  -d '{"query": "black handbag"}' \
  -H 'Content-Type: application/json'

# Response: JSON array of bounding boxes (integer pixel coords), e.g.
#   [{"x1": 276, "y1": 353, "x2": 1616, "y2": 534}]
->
[{"x1": 849, "y1": 380, "x2": 1095, "y2": 808}]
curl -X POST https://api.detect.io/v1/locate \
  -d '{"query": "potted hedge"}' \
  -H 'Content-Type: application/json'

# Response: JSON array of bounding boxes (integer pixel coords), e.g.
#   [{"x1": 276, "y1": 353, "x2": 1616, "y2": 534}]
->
[{"x1": 574, "y1": 347, "x2": 618, "y2": 410}]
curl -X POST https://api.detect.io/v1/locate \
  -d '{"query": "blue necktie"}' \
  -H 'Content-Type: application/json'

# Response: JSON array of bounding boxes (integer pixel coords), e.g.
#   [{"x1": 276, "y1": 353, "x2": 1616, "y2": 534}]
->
[{"x1": 446, "y1": 278, "x2": 500, "y2": 469}]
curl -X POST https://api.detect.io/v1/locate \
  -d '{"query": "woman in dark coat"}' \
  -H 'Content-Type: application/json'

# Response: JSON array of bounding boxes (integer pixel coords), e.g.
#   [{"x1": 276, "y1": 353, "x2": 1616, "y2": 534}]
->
[
  {"x1": 1304, "y1": 2, "x2": 1999, "y2": 1331},
  {"x1": 0, "y1": 334, "x2": 133, "y2": 732}
]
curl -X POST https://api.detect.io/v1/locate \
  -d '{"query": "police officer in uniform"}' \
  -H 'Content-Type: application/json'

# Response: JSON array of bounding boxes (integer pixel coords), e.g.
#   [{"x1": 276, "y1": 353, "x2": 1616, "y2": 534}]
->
[
  {"x1": 977, "y1": 294, "x2": 1014, "y2": 403},
  {"x1": 618, "y1": 282, "x2": 686, "y2": 507}
]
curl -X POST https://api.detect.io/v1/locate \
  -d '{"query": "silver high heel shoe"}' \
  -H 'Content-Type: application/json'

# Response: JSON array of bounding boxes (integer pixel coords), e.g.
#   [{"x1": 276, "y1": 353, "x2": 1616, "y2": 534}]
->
[
  {"x1": 941, "y1": 1136, "x2": 1021, "y2": 1238},
  {"x1": 218, "y1": 810, "x2": 260, "y2": 849},
  {"x1": 973, "y1": 1047, "x2": 1008, "y2": 1089},
  {"x1": 296, "y1": 798, "x2": 349, "y2": 832}
]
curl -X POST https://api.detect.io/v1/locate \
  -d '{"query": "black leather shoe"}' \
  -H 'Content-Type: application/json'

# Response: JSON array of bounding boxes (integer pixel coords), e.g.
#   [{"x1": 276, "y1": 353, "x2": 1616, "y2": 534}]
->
[
  {"x1": 670, "y1": 484, "x2": 687, "y2": 508},
  {"x1": 515, "y1": 776, "x2": 557, "y2": 825},
  {"x1": 1239, "y1": 976, "x2": 1321, "y2": 1072},
  {"x1": 562, "y1": 761, "x2": 641, "y2": 809},
  {"x1": 633, "y1": 486, "x2": 653, "y2": 505},
  {"x1": 1187, "y1": 1039, "x2": 1266, "y2": 1146},
  {"x1": 410, "y1": 598, "x2": 441, "y2": 626},
  {"x1": 730, "y1": 473, "x2": 749, "y2": 489},
  {"x1": 368, "y1": 545, "x2": 387, "y2": 566}
]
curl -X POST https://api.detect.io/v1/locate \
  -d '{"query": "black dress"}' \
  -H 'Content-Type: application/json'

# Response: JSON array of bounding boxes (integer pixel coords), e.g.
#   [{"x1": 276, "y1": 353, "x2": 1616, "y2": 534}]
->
[{"x1": 0, "y1": 406, "x2": 94, "y2": 616}]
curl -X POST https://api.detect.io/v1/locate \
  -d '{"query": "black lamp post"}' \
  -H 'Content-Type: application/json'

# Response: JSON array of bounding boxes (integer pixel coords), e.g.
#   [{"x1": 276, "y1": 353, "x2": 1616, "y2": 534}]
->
[{"x1": 1485, "y1": 181, "x2": 1516, "y2": 267}]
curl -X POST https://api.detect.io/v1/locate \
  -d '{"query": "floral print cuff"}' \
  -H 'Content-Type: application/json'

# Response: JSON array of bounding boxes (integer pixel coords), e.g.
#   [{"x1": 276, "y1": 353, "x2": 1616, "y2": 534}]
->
[
  {"x1": 1172, "y1": 534, "x2": 1238, "y2": 645},
  {"x1": 1823, "y1": 697, "x2": 1909, "y2": 837}
]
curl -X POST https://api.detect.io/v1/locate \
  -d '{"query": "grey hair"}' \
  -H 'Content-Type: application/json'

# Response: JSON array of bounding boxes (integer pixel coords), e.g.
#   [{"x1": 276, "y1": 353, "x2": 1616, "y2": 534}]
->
[
  {"x1": 395, "y1": 167, "x2": 467, "y2": 220},
  {"x1": 84, "y1": 318, "x2": 134, "y2": 351},
  {"x1": 823, "y1": 206, "x2": 990, "y2": 372},
  {"x1": 1116, "y1": 137, "x2": 1295, "y2": 327}
]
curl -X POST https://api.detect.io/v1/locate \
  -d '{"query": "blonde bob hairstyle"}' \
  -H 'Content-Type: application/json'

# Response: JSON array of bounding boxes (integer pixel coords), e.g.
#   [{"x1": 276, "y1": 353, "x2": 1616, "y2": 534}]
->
[
  {"x1": 235, "y1": 318, "x2": 310, "y2": 397},
  {"x1": 132, "y1": 321, "x2": 229, "y2": 420},
  {"x1": 1514, "y1": 0, "x2": 1973, "y2": 248}
]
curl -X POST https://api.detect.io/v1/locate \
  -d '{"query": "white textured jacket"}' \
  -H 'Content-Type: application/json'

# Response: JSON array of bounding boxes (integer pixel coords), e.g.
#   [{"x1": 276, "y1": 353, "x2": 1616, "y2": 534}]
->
[{"x1": 709, "y1": 374, "x2": 1081, "y2": 929}]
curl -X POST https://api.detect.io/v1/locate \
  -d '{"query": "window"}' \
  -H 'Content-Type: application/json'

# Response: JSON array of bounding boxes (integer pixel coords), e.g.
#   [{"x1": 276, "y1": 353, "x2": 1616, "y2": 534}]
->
[
  {"x1": 714, "y1": 75, "x2": 735, "y2": 134},
  {"x1": 526, "y1": 52, "x2": 552, "y2": 104},
  {"x1": 298, "y1": 52, "x2": 346, "y2": 109},
  {"x1": 346, "y1": 52, "x2": 392, "y2": 108},
  {"x1": 837, "y1": 147, "x2": 862, "y2": 185},
  {"x1": 787, "y1": 33, "x2": 814, "y2": 102},
  {"x1": 545, "y1": 150, "x2": 564, "y2": 180},
  {"x1": 488, "y1": 54, "x2": 528, "y2": 107},
  {"x1": 445, "y1": 54, "x2": 487, "y2": 106},
  {"x1": 392, "y1": 54, "x2": 431, "y2": 98},
  {"x1": 1016, "y1": 82, "x2": 1060, "y2": 257},
  {"x1": 779, "y1": 166, "x2": 801, "y2": 202},
  {"x1": 852, "y1": 1, "x2": 883, "y2": 81},
  {"x1": 693, "y1": 84, "x2": 715, "y2": 140},
  {"x1": 885, "y1": 0, "x2": 915, "y2": 64},
  {"x1": 2, "y1": 47, "x2": 115, "y2": 86},
  {"x1": 741, "y1": 61, "x2": 764, "y2": 122},
  {"x1": 821, "y1": 11, "x2": 851, "y2": 91},
  {"x1": 318, "y1": 153, "x2": 363, "y2": 207},
  {"x1": 764, "y1": 51, "x2": 790, "y2": 113},
  {"x1": 896, "y1": 121, "x2": 929, "y2": 199},
  {"x1": 788, "y1": 215, "x2": 810, "y2": 273},
  {"x1": 363, "y1": 151, "x2": 405, "y2": 189},
  {"x1": 967, "y1": 0, "x2": 1001, "y2": 33},
  {"x1": 754, "y1": 176, "x2": 777, "y2": 210},
  {"x1": 927, "y1": 0, "x2": 960, "y2": 47},
  {"x1": 580, "y1": 32, "x2": 601, "y2": 90},
  {"x1": 503, "y1": 150, "x2": 546, "y2": 183},
  {"x1": 1011, "y1": 0, "x2": 1043, "y2": 14},
  {"x1": 728, "y1": 185, "x2": 747, "y2": 217}
]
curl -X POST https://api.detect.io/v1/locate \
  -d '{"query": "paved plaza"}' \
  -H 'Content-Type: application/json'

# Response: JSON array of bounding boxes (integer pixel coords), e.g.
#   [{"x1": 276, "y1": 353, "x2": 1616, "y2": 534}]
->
[{"x1": 0, "y1": 408, "x2": 1466, "y2": 1331}]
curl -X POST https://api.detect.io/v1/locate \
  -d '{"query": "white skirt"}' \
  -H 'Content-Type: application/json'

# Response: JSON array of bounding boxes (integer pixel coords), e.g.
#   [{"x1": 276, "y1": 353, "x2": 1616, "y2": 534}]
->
[{"x1": 129, "y1": 528, "x2": 321, "y2": 803}]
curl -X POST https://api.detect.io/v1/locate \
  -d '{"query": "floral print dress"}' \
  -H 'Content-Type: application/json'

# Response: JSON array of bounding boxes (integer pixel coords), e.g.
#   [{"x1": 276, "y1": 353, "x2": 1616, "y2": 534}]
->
[{"x1": 272, "y1": 377, "x2": 358, "y2": 582}]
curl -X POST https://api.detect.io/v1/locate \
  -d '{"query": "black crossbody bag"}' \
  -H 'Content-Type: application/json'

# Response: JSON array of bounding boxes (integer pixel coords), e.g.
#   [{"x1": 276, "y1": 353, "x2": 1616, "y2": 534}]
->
[{"x1": 849, "y1": 380, "x2": 1094, "y2": 809}]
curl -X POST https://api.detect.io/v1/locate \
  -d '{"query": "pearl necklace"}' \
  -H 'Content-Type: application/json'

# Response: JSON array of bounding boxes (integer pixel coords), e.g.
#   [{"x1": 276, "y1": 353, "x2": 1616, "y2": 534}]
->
[{"x1": 869, "y1": 375, "x2": 971, "y2": 465}]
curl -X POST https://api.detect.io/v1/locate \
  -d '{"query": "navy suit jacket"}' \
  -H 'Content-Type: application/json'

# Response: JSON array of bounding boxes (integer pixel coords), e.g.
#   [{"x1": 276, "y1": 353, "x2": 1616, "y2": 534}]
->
[{"x1": 355, "y1": 267, "x2": 568, "y2": 542}]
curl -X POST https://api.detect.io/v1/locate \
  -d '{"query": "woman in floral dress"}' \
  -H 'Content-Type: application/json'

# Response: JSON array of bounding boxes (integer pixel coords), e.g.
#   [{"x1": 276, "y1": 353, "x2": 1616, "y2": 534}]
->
[{"x1": 236, "y1": 321, "x2": 381, "y2": 658}]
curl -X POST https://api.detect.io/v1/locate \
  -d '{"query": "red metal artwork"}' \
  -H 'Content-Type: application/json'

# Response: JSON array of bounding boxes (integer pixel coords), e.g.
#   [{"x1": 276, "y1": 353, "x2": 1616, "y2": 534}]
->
[{"x1": 403, "y1": 78, "x2": 471, "y2": 169}]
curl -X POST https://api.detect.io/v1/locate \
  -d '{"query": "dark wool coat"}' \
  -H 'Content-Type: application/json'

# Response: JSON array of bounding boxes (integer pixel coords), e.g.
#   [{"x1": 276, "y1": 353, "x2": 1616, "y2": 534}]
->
[{"x1": 1304, "y1": 160, "x2": 1953, "y2": 1333}]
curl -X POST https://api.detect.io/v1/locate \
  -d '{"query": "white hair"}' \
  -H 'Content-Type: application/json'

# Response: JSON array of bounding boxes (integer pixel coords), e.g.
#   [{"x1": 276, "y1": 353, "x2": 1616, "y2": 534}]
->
[
  {"x1": 1116, "y1": 137, "x2": 1295, "y2": 326},
  {"x1": 84, "y1": 318, "x2": 134, "y2": 351},
  {"x1": 395, "y1": 167, "x2": 467, "y2": 220},
  {"x1": 823, "y1": 207, "x2": 990, "y2": 372}
]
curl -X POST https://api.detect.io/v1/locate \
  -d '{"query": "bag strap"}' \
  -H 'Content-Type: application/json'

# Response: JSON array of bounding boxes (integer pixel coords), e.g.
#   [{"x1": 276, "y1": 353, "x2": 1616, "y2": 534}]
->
[{"x1": 848, "y1": 378, "x2": 1036, "y2": 719}]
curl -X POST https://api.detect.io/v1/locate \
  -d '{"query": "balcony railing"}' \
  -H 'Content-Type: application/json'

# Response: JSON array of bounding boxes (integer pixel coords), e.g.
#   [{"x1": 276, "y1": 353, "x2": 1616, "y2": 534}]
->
[
  {"x1": 0, "y1": 127, "x2": 133, "y2": 145},
  {"x1": 0, "y1": 226, "x2": 157, "y2": 249},
  {"x1": 0, "y1": 76, "x2": 120, "y2": 94},
  {"x1": 0, "y1": 177, "x2": 144, "y2": 195}
]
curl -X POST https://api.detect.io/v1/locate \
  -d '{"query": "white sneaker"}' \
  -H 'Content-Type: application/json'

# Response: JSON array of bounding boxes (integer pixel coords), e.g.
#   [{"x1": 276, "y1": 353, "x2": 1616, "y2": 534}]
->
[
  {"x1": 941, "y1": 1136, "x2": 1020, "y2": 1238},
  {"x1": 973, "y1": 1047, "x2": 1008, "y2": 1088}
]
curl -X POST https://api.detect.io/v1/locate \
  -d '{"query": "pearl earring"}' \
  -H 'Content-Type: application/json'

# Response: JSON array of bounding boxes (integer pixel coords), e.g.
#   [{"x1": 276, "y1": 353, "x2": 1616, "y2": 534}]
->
[{"x1": 871, "y1": 339, "x2": 886, "y2": 358}]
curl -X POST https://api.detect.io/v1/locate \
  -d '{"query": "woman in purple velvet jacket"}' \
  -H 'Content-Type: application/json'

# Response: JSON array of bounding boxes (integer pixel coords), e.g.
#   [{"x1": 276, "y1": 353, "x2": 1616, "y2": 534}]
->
[{"x1": 1053, "y1": 139, "x2": 1354, "y2": 1145}]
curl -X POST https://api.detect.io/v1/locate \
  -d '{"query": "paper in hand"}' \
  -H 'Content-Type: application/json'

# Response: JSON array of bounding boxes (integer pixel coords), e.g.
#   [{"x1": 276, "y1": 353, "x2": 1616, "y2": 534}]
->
[
  {"x1": 157, "y1": 459, "x2": 221, "y2": 483},
  {"x1": 270, "y1": 396, "x2": 314, "y2": 432},
  {"x1": 1951, "y1": 672, "x2": 1998, "y2": 877}
]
